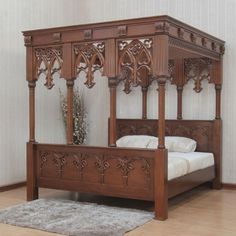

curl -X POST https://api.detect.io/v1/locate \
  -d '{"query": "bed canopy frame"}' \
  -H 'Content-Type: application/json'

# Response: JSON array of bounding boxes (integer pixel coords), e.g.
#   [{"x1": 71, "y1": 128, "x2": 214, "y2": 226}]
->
[{"x1": 23, "y1": 15, "x2": 225, "y2": 220}]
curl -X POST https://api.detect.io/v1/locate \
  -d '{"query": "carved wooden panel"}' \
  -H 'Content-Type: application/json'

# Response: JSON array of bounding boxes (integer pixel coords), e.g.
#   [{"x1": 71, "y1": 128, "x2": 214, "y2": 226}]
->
[
  {"x1": 115, "y1": 119, "x2": 214, "y2": 152},
  {"x1": 34, "y1": 47, "x2": 63, "y2": 89},
  {"x1": 37, "y1": 145, "x2": 154, "y2": 193},
  {"x1": 74, "y1": 42, "x2": 105, "y2": 88},
  {"x1": 184, "y1": 58, "x2": 213, "y2": 93},
  {"x1": 118, "y1": 38, "x2": 153, "y2": 93}
]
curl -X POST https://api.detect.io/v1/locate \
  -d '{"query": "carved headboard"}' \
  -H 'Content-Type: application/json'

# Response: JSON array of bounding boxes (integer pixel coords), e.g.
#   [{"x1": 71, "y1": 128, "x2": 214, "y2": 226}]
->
[{"x1": 114, "y1": 119, "x2": 217, "y2": 152}]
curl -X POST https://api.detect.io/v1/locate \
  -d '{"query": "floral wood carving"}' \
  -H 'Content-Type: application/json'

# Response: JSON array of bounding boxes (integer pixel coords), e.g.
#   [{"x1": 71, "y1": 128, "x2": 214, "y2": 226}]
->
[
  {"x1": 74, "y1": 42, "x2": 105, "y2": 88},
  {"x1": 52, "y1": 152, "x2": 67, "y2": 178},
  {"x1": 35, "y1": 47, "x2": 63, "y2": 89},
  {"x1": 141, "y1": 159, "x2": 151, "y2": 186},
  {"x1": 117, "y1": 123, "x2": 157, "y2": 137},
  {"x1": 94, "y1": 156, "x2": 110, "y2": 184},
  {"x1": 172, "y1": 125, "x2": 210, "y2": 150},
  {"x1": 39, "y1": 151, "x2": 49, "y2": 175},
  {"x1": 73, "y1": 153, "x2": 88, "y2": 180},
  {"x1": 172, "y1": 125, "x2": 209, "y2": 137},
  {"x1": 117, "y1": 157, "x2": 135, "y2": 186},
  {"x1": 116, "y1": 120, "x2": 212, "y2": 151},
  {"x1": 168, "y1": 60, "x2": 175, "y2": 82},
  {"x1": 184, "y1": 58, "x2": 213, "y2": 93},
  {"x1": 118, "y1": 39, "x2": 153, "y2": 93}
]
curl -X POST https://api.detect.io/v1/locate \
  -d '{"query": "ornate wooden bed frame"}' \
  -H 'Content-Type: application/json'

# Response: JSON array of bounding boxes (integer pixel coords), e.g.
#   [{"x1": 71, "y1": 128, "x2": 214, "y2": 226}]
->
[{"x1": 23, "y1": 15, "x2": 224, "y2": 220}]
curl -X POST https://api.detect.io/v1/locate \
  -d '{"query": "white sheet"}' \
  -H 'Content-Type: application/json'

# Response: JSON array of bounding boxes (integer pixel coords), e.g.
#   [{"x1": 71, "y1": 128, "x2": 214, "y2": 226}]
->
[{"x1": 168, "y1": 152, "x2": 214, "y2": 180}]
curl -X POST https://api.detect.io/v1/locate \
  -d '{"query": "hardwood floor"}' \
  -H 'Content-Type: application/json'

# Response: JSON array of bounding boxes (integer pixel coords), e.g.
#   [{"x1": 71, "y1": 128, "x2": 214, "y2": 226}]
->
[{"x1": 0, "y1": 186, "x2": 235, "y2": 236}]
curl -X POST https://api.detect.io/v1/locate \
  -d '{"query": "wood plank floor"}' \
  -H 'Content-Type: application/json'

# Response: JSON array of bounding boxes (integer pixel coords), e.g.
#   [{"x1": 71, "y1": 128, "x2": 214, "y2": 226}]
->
[{"x1": 0, "y1": 186, "x2": 235, "y2": 236}]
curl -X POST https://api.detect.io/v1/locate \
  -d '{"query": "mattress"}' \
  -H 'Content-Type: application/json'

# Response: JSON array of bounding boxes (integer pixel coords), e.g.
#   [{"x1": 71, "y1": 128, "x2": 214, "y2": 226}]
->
[{"x1": 168, "y1": 152, "x2": 214, "y2": 180}]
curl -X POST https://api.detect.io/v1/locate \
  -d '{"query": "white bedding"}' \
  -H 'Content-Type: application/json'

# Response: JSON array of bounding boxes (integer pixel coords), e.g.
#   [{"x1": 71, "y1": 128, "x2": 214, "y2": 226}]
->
[
  {"x1": 168, "y1": 152, "x2": 214, "y2": 180},
  {"x1": 115, "y1": 135, "x2": 214, "y2": 180}
]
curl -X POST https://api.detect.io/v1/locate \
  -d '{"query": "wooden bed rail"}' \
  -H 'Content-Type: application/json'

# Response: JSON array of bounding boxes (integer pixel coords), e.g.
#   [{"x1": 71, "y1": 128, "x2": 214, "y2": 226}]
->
[{"x1": 30, "y1": 143, "x2": 155, "y2": 200}]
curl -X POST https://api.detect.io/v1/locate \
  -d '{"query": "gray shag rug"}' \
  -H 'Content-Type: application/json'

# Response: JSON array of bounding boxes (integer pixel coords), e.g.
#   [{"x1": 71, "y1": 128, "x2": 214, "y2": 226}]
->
[{"x1": 0, "y1": 199, "x2": 153, "y2": 236}]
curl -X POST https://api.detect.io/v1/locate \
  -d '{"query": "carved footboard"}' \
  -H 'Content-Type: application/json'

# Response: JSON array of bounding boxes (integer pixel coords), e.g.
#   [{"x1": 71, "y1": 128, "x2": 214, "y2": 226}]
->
[{"x1": 34, "y1": 144, "x2": 155, "y2": 200}]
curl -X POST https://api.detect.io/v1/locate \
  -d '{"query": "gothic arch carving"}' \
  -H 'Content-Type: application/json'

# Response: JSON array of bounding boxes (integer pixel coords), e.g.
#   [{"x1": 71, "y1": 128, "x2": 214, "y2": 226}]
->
[
  {"x1": 35, "y1": 47, "x2": 63, "y2": 89},
  {"x1": 184, "y1": 58, "x2": 213, "y2": 93},
  {"x1": 118, "y1": 38, "x2": 153, "y2": 93},
  {"x1": 74, "y1": 42, "x2": 105, "y2": 88}
]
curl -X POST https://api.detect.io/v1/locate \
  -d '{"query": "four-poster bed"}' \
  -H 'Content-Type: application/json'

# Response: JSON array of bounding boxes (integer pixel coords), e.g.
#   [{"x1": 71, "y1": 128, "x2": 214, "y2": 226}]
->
[{"x1": 23, "y1": 15, "x2": 225, "y2": 220}]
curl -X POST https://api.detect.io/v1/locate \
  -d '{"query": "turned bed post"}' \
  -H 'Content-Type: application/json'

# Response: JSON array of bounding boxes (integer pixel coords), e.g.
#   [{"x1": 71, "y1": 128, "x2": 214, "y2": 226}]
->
[
  {"x1": 215, "y1": 83, "x2": 222, "y2": 120},
  {"x1": 212, "y1": 59, "x2": 223, "y2": 189},
  {"x1": 142, "y1": 87, "x2": 148, "y2": 119},
  {"x1": 108, "y1": 77, "x2": 117, "y2": 147},
  {"x1": 66, "y1": 80, "x2": 74, "y2": 144},
  {"x1": 62, "y1": 43, "x2": 74, "y2": 145},
  {"x1": 153, "y1": 34, "x2": 169, "y2": 220},
  {"x1": 141, "y1": 69, "x2": 149, "y2": 119},
  {"x1": 174, "y1": 59, "x2": 185, "y2": 120},
  {"x1": 177, "y1": 86, "x2": 183, "y2": 120},
  {"x1": 26, "y1": 46, "x2": 38, "y2": 201},
  {"x1": 105, "y1": 39, "x2": 117, "y2": 147}
]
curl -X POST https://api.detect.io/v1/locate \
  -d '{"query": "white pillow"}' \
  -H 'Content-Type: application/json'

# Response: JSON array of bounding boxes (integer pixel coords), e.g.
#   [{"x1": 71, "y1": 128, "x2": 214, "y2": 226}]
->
[
  {"x1": 116, "y1": 135, "x2": 155, "y2": 148},
  {"x1": 147, "y1": 137, "x2": 172, "y2": 150},
  {"x1": 147, "y1": 136, "x2": 197, "y2": 152}
]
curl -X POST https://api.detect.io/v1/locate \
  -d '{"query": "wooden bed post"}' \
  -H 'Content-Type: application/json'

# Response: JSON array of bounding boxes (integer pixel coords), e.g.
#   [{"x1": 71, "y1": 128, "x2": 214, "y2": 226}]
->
[
  {"x1": 142, "y1": 87, "x2": 148, "y2": 119},
  {"x1": 177, "y1": 86, "x2": 183, "y2": 120},
  {"x1": 26, "y1": 46, "x2": 38, "y2": 201},
  {"x1": 174, "y1": 59, "x2": 185, "y2": 120},
  {"x1": 28, "y1": 80, "x2": 36, "y2": 143},
  {"x1": 215, "y1": 83, "x2": 222, "y2": 120},
  {"x1": 66, "y1": 80, "x2": 74, "y2": 145},
  {"x1": 62, "y1": 43, "x2": 74, "y2": 145},
  {"x1": 155, "y1": 79, "x2": 168, "y2": 220},
  {"x1": 105, "y1": 39, "x2": 117, "y2": 147},
  {"x1": 141, "y1": 69, "x2": 149, "y2": 119},
  {"x1": 153, "y1": 34, "x2": 169, "y2": 220},
  {"x1": 212, "y1": 59, "x2": 223, "y2": 189},
  {"x1": 108, "y1": 77, "x2": 117, "y2": 146}
]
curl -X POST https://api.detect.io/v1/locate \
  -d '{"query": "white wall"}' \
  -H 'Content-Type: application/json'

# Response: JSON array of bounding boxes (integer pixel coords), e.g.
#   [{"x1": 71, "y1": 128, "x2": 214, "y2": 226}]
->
[
  {"x1": 0, "y1": 0, "x2": 235, "y2": 186},
  {"x1": 0, "y1": 0, "x2": 88, "y2": 186},
  {"x1": 77, "y1": 0, "x2": 236, "y2": 184}
]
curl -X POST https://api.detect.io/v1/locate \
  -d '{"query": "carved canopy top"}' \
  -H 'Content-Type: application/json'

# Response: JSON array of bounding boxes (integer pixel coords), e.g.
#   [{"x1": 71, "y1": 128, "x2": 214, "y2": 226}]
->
[
  {"x1": 24, "y1": 15, "x2": 224, "y2": 91},
  {"x1": 23, "y1": 15, "x2": 224, "y2": 56}
]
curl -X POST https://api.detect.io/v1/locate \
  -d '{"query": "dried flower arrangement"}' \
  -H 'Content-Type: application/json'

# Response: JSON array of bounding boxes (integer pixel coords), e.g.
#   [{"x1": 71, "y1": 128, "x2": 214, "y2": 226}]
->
[{"x1": 59, "y1": 87, "x2": 87, "y2": 144}]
